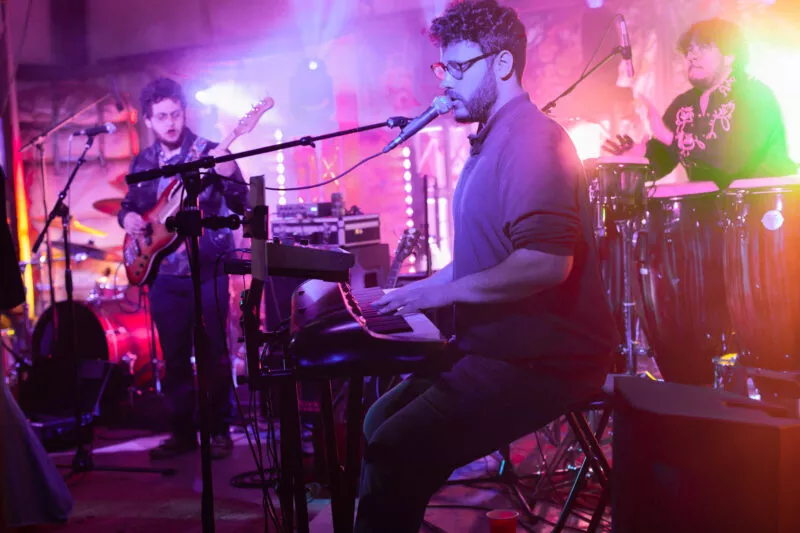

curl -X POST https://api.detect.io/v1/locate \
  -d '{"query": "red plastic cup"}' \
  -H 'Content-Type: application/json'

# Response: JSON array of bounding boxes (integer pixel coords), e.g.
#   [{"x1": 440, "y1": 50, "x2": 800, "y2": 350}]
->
[{"x1": 486, "y1": 509, "x2": 519, "y2": 533}]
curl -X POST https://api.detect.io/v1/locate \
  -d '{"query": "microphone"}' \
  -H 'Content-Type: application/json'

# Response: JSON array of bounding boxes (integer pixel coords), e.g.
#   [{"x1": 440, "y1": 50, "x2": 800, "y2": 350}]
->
[
  {"x1": 72, "y1": 122, "x2": 117, "y2": 137},
  {"x1": 383, "y1": 96, "x2": 453, "y2": 153},
  {"x1": 618, "y1": 16, "x2": 634, "y2": 78}
]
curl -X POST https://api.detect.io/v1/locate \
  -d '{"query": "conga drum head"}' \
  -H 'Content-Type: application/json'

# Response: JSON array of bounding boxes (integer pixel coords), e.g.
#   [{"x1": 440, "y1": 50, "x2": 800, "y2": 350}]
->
[{"x1": 585, "y1": 156, "x2": 653, "y2": 219}]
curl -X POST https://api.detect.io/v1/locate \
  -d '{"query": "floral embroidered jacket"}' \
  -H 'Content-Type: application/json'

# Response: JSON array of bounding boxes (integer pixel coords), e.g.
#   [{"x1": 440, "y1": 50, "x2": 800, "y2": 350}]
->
[{"x1": 645, "y1": 74, "x2": 796, "y2": 187}]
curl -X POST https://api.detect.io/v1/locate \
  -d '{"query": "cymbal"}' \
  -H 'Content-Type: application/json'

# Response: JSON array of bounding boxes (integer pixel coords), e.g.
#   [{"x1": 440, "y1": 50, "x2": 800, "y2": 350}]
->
[
  {"x1": 30, "y1": 216, "x2": 108, "y2": 237},
  {"x1": 93, "y1": 198, "x2": 123, "y2": 217},
  {"x1": 109, "y1": 173, "x2": 128, "y2": 192},
  {"x1": 49, "y1": 240, "x2": 122, "y2": 262},
  {"x1": 19, "y1": 256, "x2": 68, "y2": 268}
]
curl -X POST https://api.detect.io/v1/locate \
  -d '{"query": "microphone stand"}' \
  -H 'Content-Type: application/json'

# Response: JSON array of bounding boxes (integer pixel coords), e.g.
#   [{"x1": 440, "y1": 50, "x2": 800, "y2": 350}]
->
[
  {"x1": 125, "y1": 116, "x2": 409, "y2": 533},
  {"x1": 21, "y1": 93, "x2": 116, "y2": 316},
  {"x1": 541, "y1": 46, "x2": 628, "y2": 115},
  {"x1": 126, "y1": 117, "x2": 411, "y2": 186},
  {"x1": 31, "y1": 134, "x2": 175, "y2": 478}
]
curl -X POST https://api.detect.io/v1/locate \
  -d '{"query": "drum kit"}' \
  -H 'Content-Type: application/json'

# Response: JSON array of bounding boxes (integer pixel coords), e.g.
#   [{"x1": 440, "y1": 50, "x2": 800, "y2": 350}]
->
[
  {"x1": 2, "y1": 183, "x2": 164, "y2": 414},
  {"x1": 587, "y1": 157, "x2": 800, "y2": 408}
]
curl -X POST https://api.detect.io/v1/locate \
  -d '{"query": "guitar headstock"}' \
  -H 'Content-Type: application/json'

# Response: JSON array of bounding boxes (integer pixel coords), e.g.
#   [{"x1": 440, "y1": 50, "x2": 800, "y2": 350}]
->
[
  {"x1": 392, "y1": 228, "x2": 422, "y2": 265},
  {"x1": 232, "y1": 97, "x2": 275, "y2": 138}
]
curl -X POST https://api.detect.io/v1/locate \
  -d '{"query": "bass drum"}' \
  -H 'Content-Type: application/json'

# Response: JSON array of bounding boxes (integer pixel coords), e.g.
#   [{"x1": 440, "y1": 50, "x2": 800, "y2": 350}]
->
[
  {"x1": 19, "y1": 299, "x2": 162, "y2": 417},
  {"x1": 636, "y1": 182, "x2": 737, "y2": 385}
]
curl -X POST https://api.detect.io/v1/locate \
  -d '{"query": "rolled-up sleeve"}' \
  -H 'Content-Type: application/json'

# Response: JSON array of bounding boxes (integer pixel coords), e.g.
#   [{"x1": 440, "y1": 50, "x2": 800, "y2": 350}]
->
[{"x1": 497, "y1": 128, "x2": 581, "y2": 256}]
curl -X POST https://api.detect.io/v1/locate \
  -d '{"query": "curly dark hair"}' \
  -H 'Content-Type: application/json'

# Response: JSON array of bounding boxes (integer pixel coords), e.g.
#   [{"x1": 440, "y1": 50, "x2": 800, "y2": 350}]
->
[
  {"x1": 429, "y1": 0, "x2": 527, "y2": 82},
  {"x1": 139, "y1": 78, "x2": 187, "y2": 118},
  {"x1": 677, "y1": 18, "x2": 749, "y2": 72}
]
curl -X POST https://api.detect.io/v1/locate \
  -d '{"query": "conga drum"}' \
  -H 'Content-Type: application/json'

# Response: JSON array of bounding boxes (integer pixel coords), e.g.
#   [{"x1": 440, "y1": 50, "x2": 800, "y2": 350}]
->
[
  {"x1": 636, "y1": 181, "x2": 736, "y2": 385},
  {"x1": 584, "y1": 157, "x2": 653, "y2": 365},
  {"x1": 721, "y1": 176, "x2": 800, "y2": 379}
]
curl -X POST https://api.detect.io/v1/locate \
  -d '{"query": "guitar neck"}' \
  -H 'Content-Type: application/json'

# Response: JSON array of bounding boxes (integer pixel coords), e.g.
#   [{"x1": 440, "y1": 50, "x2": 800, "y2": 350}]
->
[
  {"x1": 385, "y1": 263, "x2": 402, "y2": 289},
  {"x1": 217, "y1": 132, "x2": 238, "y2": 153}
]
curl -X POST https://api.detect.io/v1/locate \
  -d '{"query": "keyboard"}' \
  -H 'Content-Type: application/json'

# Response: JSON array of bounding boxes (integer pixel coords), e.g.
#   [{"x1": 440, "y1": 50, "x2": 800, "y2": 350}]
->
[{"x1": 287, "y1": 280, "x2": 446, "y2": 375}]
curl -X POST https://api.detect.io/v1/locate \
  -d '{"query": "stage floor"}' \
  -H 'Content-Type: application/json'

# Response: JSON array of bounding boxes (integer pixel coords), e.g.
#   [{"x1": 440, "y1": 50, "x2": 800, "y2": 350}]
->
[{"x1": 5, "y1": 421, "x2": 606, "y2": 533}]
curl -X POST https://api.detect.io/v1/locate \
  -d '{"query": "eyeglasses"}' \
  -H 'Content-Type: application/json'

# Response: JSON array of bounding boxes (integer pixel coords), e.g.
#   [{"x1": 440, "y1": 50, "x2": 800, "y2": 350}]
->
[
  {"x1": 431, "y1": 51, "x2": 498, "y2": 81},
  {"x1": 152, "y1": 110, "x2": 184, "y2": 122}
]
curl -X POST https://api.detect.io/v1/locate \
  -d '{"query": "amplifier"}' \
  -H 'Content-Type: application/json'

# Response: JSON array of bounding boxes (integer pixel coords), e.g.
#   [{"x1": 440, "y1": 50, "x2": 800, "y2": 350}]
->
[
  {"x1": 275, "y1": 202, "x2": 333, "y2": 218},
  {"x1": 271, "y1": 214, "x2": 381, "y2": 247}
]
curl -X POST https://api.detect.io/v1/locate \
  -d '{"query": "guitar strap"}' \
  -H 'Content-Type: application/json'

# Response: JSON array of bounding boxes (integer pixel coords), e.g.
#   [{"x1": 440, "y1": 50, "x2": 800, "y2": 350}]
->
[{"x1": 156, "y1": 134, "x2": 210, "y2": 198}]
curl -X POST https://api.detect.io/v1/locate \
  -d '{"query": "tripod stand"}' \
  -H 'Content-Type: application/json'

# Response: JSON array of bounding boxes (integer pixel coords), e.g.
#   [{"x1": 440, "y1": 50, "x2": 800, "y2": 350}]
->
[
  {"x1": 30, "y1": 134, "x2": 174, "y2": 478},
  {"x1": 615, "y1": 217, "x2": 646, "y2": 376}
]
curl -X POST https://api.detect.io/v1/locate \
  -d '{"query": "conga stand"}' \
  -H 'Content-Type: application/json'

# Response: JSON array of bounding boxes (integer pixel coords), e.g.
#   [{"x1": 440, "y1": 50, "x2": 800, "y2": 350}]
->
[
  {"x1": 615, "y1": 217, "x2": 639, "y2": 375},
  {"x1": 31, "y1": 135, "x2": 174, "y2": 479}
]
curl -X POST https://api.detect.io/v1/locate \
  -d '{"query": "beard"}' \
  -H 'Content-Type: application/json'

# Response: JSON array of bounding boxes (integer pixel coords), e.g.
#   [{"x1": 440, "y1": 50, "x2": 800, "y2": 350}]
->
[
  {"x1": 688, "y1": 74, "x2": 713, "y2": 91},
  {"x1": 454, "y1": 69, "x2": 498, "y2": 124},
  {"x1": 155, "y1": 127, "x2": 185, "y2": 151},
  {"x1": 688, "y1": 63, "x2": 728, "y2": 92}
]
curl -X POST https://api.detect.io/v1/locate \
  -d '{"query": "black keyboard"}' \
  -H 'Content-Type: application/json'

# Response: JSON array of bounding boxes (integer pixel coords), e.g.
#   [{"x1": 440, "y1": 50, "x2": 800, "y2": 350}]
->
[
  {"x1": 223, "y1": 242, "x2": 354, "y2": 282},
  {"x1": 287, "y1": 280, "x2": 445, "y2": 375}
]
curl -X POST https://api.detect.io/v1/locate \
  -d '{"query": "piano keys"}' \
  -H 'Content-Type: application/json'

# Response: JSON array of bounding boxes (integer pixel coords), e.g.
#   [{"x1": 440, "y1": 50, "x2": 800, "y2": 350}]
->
[{"x1": 288, "y1": 280, "x2": 446, "y2": 376}]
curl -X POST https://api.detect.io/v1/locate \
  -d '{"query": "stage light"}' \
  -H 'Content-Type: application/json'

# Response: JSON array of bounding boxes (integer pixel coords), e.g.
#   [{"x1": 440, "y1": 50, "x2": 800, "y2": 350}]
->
[
  {"x1": 586, "y1": 0, "x2": 604, "y2": 7},
  {"x1": 747, "y1": 42, "x2": 800, "y2": 163},
  {"x1": 194, "y1": 83, "x2": 254, "y2": 117},
  {"x1": 308, "y1": 60, "x2": 319, "y2": 71},
  {"x1": 566, "y1": 121, "x2": 607, "y2": 161}
]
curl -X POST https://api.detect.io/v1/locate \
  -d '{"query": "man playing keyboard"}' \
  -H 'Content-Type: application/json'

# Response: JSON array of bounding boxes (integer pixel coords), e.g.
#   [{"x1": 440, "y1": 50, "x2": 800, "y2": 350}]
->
[{"x1": 354, "y1": 1, "x2": 619, "y2": 532}]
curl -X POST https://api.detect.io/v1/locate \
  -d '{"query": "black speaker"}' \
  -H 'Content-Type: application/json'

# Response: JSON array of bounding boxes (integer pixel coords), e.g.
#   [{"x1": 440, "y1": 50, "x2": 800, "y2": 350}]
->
[{"x1": 612, "y1": 377, "x2": 800, "y2": 533}]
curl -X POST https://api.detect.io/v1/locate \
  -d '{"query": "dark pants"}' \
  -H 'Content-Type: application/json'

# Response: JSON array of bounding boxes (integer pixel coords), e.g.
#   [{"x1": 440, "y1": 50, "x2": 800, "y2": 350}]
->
[
  {"x1": 354, "y1": 353, "x2": 610, "y2": 533},
  {"x1": 149, "y1": 274, "x2": 233, "y2": 438}
]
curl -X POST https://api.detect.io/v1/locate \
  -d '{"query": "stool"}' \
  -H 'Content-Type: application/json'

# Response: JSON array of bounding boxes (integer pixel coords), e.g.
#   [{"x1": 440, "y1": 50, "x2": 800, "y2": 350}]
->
[
  {"x1": 437, "y1": 387, "x2": 614, "y2": 531},
  {"x1": 552, "y1": 393, "x2": 613, "y2": 532}
]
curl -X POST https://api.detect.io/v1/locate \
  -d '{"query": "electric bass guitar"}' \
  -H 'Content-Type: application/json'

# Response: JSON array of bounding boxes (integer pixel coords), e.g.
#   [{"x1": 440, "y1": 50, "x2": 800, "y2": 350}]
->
[{"x1": 123, "y1": 97, "x2": 274, "y2": 286}]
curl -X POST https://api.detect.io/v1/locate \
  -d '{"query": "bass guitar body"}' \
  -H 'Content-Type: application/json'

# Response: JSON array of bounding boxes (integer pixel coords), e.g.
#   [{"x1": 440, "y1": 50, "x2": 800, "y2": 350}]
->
[{"x1": 123, "y1": 179, "x2": 183, "y2": 286}]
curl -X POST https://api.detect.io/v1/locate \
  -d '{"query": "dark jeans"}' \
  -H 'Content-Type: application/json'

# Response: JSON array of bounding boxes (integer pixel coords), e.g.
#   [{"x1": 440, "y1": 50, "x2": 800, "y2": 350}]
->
[
  {"x1": 354, "y1": 353, "x2": 610, "y2": 533},
  {"x1": 149, "y1": 274, "x2": 233, "y2": 438}
]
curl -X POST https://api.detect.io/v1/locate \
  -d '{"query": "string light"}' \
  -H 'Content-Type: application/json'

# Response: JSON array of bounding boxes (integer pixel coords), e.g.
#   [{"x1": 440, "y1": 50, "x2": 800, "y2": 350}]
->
[
  {"x1": 275, "y1": 129, "x2": 286, "y2": 205},
  {"x1": 402, "y1": 148, "x2": 414, "y2": 229}
]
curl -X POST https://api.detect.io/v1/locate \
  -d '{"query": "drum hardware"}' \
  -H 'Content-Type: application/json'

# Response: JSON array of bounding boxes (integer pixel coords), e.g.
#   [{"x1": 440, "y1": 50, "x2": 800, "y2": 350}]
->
[
  {"x1": 713, "y1": 353, "x2": 800, "y2": 417},
  {"x1": 616, "y1": 218, "x2": 642, "y2": 374}
]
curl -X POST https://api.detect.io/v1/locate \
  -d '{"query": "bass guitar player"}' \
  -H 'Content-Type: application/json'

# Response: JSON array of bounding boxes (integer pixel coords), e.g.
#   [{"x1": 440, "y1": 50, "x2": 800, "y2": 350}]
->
[{"x1": 118, "y1": 77, "x2": 265, "y2": 460}]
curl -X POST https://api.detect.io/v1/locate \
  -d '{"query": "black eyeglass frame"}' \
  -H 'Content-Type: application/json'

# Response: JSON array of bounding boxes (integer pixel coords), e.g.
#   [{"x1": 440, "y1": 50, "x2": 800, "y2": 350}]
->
[{"x1": 431, "y1": 51, "x2": 500, "y2": 80}]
